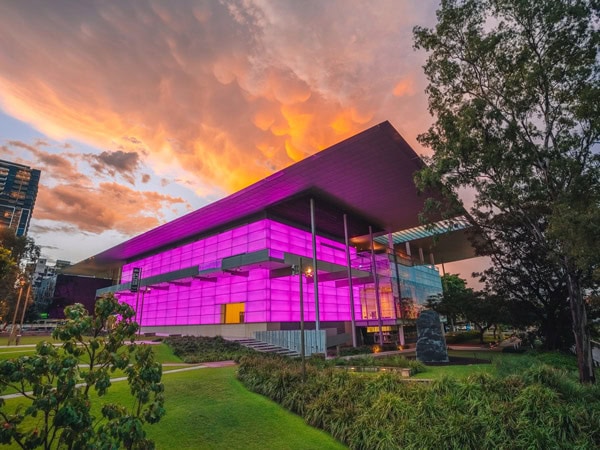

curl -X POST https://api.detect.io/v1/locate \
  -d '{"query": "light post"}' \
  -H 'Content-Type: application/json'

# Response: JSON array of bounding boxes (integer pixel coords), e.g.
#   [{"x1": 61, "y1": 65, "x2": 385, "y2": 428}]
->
[
  {"x1": 137, "y1": 287, "x2": 151, "y2": 335},
  {"x1": 16, "y1": 283, "x2": 32, "y2": 345},
  {"x1": 292, "y1": 261, "x2": 313, "y2": 380},
  {"x1": 8, "y1": 279, "x2": 26, "y2": 346}
]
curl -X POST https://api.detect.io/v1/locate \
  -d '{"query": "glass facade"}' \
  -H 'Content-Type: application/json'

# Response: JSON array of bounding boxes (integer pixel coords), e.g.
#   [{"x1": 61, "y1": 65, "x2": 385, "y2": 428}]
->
[
  {"x1": 116, "y1": 219, "x2": 360, "y2": 327},
  {"x1": 111, "y1": 218, "x2": 443, "y2": 330}
]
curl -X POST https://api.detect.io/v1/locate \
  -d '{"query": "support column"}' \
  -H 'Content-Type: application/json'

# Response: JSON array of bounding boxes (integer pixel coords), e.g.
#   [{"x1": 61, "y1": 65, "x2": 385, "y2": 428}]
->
[
  {"x1": 344, "y1": 214, "x2": 357, "y2": 347},
  {"x1": 369, "y1": 226, "x2": 384, "y2": 346},
  {"x1": 310, "y1": 198, "x2": 320, "y2": 331},
  {"x1": 299, "y1": 259, "x2": 306, "y2": 379},
  {"x1": 388, "y1": 233, "x2": 405, "y2": 347}
]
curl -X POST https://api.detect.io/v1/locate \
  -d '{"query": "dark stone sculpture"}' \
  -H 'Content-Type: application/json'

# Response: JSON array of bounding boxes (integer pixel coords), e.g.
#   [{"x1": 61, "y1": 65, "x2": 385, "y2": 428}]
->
[{"x1": 416, "y1": 310, "x2": 449, "y2": 363}]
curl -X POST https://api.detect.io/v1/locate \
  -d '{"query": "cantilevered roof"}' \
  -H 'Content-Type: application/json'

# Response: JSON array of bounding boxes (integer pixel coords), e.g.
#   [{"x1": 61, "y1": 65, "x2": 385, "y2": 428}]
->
[{"x1": 69, "y1": 121, "x2": 473, "y2": 275}]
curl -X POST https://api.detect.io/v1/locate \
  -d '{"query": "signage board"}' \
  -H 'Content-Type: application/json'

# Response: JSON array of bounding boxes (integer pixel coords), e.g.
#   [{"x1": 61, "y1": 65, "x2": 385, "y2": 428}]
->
[{"x1": 130, "y1": 267, "x2": 141, "y2": 293}]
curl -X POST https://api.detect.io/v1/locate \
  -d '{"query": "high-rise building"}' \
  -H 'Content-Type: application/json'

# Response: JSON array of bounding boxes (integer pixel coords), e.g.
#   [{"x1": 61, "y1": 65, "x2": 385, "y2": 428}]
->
[{"x1": 0, "y1": 159, "x2": 41, "y2": 236}]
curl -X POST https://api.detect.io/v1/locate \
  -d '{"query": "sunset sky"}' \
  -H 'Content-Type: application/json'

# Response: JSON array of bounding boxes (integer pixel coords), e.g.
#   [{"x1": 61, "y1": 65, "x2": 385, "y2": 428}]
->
[{"x1": 0, "y1": 0, "x2": 486, "y2": 282}]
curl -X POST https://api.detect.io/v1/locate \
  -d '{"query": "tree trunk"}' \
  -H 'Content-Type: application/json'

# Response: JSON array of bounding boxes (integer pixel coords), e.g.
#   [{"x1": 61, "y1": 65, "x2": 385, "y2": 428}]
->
[{"x1": 565, "y1": 264, "x2": 595, "y2": 384}]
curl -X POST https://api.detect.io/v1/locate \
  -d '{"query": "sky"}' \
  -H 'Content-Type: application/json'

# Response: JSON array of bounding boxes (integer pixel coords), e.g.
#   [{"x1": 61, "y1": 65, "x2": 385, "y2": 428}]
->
[{"x1": 0, "y1": 0, "x2": 488, "y2": 284}]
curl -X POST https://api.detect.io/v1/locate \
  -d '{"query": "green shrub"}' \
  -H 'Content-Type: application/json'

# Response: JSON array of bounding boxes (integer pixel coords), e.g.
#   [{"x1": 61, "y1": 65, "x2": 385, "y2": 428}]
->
[
  {"x1": 237, "y1": 352, "x2": 600, "y2": 450},
  {"x1": 338, "y1": 345, "x2": 374, "y2": 356},
  {"x1": 164, "y1": 335, "x2": 256, "y2": 362},
  {"x1": 333, "y1": 355, "x2": 427, "y2": 374},
  {"x1": 444, "y1": 330, "x2": 480, "y2": 344}
]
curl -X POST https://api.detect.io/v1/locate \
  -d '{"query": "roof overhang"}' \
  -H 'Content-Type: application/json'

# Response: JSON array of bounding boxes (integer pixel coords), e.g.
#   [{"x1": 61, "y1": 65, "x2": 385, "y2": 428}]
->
[{"x1": 68, "y1": 121, "x2": 473, "y2": 276}]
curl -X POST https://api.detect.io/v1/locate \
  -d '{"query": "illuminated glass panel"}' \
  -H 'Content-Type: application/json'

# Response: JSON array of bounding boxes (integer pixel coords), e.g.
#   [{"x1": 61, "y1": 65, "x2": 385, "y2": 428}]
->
[{"x1": 117, "y1": 218, "x2": 392, "y2": 327}]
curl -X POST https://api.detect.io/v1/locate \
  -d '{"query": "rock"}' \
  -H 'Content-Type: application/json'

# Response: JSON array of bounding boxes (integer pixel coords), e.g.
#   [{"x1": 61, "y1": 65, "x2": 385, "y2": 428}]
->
[{"x1": 416, "y1": 310, "x2": 449, "y2": 363}]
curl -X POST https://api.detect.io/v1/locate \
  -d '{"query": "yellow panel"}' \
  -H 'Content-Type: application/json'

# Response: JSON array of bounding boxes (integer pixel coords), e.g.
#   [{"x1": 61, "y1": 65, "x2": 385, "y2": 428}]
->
[{"x1": 224, "y1": 302, "x2": 245, "y2": 324}]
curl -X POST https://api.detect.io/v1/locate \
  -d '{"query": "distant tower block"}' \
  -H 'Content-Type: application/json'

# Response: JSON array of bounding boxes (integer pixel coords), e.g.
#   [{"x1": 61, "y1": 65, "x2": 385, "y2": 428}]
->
[{"x1": 0, "y1": 159, "x2": 41, "y2": 236}]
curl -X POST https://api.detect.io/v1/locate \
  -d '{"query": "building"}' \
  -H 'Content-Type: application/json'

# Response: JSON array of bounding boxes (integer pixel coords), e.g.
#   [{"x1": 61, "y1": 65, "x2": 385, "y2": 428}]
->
[
  {"x1": 0, "y1": 159, "x2": 41, "y2": 236},
  {"x1": 31, "y1": 259, "x2": 72, "y2": 311},
  {"x1": 47, "y1": 274, "x2": 113, "y2": 319},
  {"x1": 68, "y1": 122, "x2": 475, "y2": 352}
]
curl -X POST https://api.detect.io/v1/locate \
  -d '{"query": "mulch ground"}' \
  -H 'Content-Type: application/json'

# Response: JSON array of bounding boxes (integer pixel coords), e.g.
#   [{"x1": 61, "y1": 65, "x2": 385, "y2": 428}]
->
[{"x1": 424, "y1": 355, "x2": 492, "y2": 366}]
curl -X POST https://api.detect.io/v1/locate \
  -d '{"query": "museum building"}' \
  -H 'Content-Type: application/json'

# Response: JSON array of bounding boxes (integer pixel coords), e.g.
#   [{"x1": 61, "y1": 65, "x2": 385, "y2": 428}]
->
[{"x1": 69, "y1": 122, "x2": 473, "y2": 352}]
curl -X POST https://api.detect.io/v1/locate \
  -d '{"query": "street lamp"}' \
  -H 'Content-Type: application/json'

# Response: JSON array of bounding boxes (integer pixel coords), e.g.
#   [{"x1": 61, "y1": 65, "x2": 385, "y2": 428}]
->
[
  {"x1": 292, "y1": 261, "x2": 314, "y2": 380},
  {"x1": 8, "y1": 279, "x2": 26, "y2": 346}
]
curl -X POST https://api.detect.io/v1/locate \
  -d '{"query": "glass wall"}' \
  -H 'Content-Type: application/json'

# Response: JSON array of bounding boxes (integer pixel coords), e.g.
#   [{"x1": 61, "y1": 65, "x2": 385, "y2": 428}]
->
[{"x1": 117, "y1": 219, "x2": 359, "y2": 327}]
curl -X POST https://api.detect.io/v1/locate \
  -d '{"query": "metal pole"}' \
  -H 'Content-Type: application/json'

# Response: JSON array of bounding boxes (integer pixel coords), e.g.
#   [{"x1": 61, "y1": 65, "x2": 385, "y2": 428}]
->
[
  {"x1": 134, "y1": 269, "x2": 142, "y2": 330},
  {"x1": 8, "y1": 283, "x2": 24, "y2": 345},
  {"x1": 343, "y1": 214, "x2": 357, "y2": 347},
  {"x1": 138, "y1": 288, "x2": 148, "y2": 335},
  {"x1": 369, "y1": 226, "x2": 384, "y2": 346},
  {"x1": 17, "y1": 284, "x2": 32, "y2": 345},
  {"x1": 310, "y1": 198, "x2": 320, "y2": 331},
  {"x1": 388, "y1": 233, "x2": 405, "y2": 347},
  {"x1": 299, "y1": 259, "x2": 306, "y2": 380}
]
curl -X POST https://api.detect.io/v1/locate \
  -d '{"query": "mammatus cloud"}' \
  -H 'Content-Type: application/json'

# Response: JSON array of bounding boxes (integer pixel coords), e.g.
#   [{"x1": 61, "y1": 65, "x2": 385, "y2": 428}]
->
[
  {"x1": 0, "y1": 0, "x2": 438, "y2": 196},
  {"x1": 86, "y1": 150, "x2": 141, "y2": 184}
]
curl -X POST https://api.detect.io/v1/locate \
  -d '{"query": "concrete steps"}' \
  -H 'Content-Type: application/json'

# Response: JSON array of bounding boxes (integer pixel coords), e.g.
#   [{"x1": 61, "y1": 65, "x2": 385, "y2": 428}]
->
[{"x1": 227, "y1": 337, "x2": 299, "y2": 357}]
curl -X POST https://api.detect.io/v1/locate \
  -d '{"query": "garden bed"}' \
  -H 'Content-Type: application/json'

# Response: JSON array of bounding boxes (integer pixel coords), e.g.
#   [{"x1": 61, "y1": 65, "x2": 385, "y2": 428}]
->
[
  {"x1": 424, "y1": 355, "x2": 492, "y2": 366},
  {"x1": 335, "y1": 365, "x2": 413, "y2": 376}
]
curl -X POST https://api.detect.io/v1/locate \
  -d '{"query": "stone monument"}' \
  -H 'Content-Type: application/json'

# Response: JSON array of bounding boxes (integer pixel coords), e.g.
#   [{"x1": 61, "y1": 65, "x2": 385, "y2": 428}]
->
[{"x1": 416, "y1": 310, "x2": 449, "y2": 363}]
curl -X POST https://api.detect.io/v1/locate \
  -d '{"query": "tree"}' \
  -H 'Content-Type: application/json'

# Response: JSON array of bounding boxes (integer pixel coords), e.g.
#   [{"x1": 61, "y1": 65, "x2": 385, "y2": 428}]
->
[
  {"x1": 414, "y1": 0, "x2": 599, "y2": 383},
  {"x1": 428, "y1": 274, "x2": 507, "y2": 343},
  {"x1": 0, "y1": 229, "x2": 40, "y2": 324},
  {"x1": 475, "y1": 211, "x2": 575, "y2": 350},
  {"x1": 426, "y1": 273, "x2": 470, "y2": 331},
  {"x1": 0, "y1": 294, "x2": 165, "y2": 449}
]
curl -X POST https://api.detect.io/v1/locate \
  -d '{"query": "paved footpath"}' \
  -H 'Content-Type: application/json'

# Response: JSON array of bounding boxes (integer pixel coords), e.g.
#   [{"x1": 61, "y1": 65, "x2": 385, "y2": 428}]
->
[{"x1": 0, "y1": 360, "x2": 237, "y2": 400}]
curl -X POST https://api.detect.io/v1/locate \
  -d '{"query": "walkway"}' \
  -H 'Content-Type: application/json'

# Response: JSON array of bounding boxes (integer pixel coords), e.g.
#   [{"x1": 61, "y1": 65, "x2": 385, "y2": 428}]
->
[{"x1": 0, "y1": 360, "x2": 236, "y2": 400}]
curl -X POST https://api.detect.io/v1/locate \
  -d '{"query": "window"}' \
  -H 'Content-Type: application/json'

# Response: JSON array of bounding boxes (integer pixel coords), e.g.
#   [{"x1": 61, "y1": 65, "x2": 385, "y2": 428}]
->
[{"x1": 221, "y1": 302, "x2": 245, "y2": 324}]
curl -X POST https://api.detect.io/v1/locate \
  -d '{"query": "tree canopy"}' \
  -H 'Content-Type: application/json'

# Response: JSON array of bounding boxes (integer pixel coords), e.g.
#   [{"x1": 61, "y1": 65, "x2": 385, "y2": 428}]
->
[
  {"x1": 0, "y1": 229, "x2": 40, "y2": 325},
  {"x1": 414, "y1": 0, "x2": 599, "y2": 382},
  {"x1": 0, "y1": 294, "x2": 165, "y2": 449}
]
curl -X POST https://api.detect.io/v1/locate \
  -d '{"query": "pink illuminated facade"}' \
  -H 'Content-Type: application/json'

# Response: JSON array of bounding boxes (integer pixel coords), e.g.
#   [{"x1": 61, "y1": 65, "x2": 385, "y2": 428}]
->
[
  {"x1": 115, "y1": 219, "x2": 359, "y2": 328},
  {"x1": 78, "y1": 122, "x2": 474, "y2": 346}
]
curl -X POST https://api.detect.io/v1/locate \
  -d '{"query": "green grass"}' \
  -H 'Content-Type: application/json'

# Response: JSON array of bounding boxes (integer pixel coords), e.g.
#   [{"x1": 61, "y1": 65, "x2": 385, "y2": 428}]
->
[
  {"x1": 2, "y1": 366, "x2": 346, "y2": 450},
  {"x1": 0, "y1": 335, "x2": 52, "y2": 347},
  {"x1": 149, "y1": 342, "x2": 184, "y2": 364},
  {"x1": 412, "y1": 363, "x2": 494, "y2": 379},
  {"x1": 147, "y1": 367, "x2": 344, "y2": 449},
  {"x1": 0, "y1": 342, "x2": 184, "y2": 395},
  {"x1": 390, "y1": 349, "x2": 529, "y2": 380}
]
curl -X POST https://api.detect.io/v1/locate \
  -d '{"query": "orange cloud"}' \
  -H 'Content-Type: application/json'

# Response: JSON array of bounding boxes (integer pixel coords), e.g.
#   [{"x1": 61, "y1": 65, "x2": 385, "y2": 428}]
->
[
  {"x1": 393, "y1": 77, "x2": 417, "y2": 97},
  {"x1": 0, "y1": 0, "x2": 438, "y2": 198},
  {"x1": 35, "y1": 182, "x2": 186, "y2": 235}
]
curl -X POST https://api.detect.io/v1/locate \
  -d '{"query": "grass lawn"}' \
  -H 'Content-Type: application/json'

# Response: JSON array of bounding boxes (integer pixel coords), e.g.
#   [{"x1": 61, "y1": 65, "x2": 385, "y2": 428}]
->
[
  {"x1": 147, "y1": 367, "x2": 345, "y2": 449},
  {"x1": 0, "y1": 342, "x2": 184, "y2": 395},
  {"x1": 407, "y1": 349, "x2": 529, "y2": 380},
  {"x1": 0, "y1": 334, "x2": 51, "y2": 347},
  {"x1": 412, "y1": 362, "x2": 494, "y2": 379},
  {"x1": 2, "y1": 366, "x2": 346, "y2": 450},
  {"x1": 0, "y1": 338, "x2": 182, "y2": 362}
]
